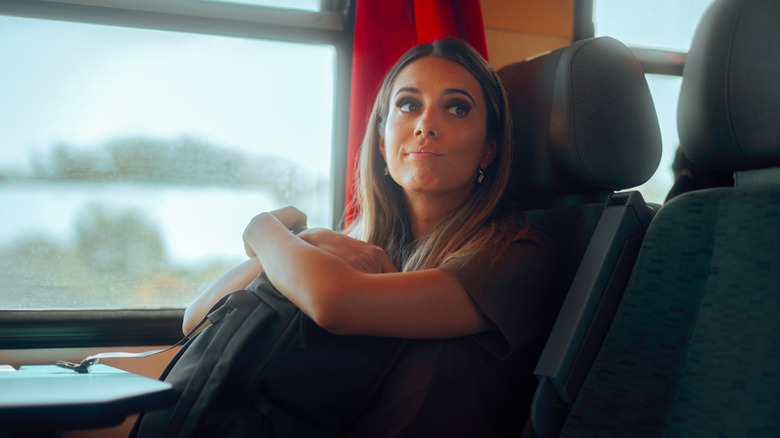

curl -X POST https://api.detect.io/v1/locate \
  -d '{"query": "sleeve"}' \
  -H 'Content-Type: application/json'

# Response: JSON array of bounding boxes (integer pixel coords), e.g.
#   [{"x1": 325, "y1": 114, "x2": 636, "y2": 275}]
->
[{"x1": 441, "y1": 230, "x2": 556, "y2": 358}]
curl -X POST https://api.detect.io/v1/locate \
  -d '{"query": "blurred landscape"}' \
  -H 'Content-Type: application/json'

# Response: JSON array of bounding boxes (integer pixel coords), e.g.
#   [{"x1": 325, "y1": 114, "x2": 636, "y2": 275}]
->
[{"x1": 0, "y1": 135, "x2": 329, "y2": 309}]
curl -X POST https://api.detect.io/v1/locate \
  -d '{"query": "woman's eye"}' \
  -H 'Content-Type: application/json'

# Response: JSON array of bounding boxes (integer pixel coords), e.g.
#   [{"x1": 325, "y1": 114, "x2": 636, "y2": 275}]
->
[
  {"x1": 398, "y1": 99, "x2": 420, "y2": 113},
  {"x1": 446, "y1": 101, "x2": 472, "y2": 116},
  {"x1": 400, "y1": 102, "x2": 418, "y2": 112}
]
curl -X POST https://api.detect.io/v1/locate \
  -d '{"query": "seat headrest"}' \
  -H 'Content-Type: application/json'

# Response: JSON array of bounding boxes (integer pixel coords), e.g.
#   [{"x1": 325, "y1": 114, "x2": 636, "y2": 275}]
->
[
  {"x1": 678, "y1": 0, "x2": 780, "y2": 174},
  {"x1": 498, "y1": 37, "x2": 662, "y2": 207}
]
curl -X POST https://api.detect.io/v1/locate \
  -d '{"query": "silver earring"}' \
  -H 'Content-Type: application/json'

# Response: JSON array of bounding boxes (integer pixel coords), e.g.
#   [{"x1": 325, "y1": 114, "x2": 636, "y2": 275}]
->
[
  {"x1": 384, "y1": 166, "x2": 390, "y2": 176},
  {"x1": 477, "y1": 167, "x2": 486, "y2": 184}
]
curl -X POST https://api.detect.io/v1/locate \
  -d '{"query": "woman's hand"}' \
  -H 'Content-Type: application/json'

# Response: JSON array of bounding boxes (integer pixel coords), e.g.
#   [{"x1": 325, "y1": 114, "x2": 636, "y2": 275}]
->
[
  {"x1": 298, "y1": 228, "x2": 397, "y2": 274},
  {"x1": 243, "y1": 206, "x2": 307, "y2": 258},
  {"x1": 269, "y1": 206, "x2": 307, "y2": 230}
]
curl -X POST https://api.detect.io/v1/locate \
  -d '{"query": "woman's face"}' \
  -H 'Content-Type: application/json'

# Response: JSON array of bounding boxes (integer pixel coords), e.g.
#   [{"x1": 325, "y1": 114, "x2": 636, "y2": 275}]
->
[{"x1": 379, "y1": 56, "x2": 495, "y2": 208}]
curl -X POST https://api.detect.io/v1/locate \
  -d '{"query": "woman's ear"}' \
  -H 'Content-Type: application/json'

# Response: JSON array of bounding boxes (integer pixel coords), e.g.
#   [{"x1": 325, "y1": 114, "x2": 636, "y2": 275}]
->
[
  {"x1": 378, "y1": 135, "x2": 386, "y2": 160},
  {"x1": 480, "y1": 141, "x2": 497, "y2": 169}
]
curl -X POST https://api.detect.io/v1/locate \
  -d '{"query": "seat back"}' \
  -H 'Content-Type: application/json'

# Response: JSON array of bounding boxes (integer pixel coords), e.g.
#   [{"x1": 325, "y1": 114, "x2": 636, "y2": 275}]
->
[
  {"x1": 561, "y1": 1, "x2": 780, "y2": 436},
  {"x1": 498, "y1": 36, "x2": 662, "y2": 437}
]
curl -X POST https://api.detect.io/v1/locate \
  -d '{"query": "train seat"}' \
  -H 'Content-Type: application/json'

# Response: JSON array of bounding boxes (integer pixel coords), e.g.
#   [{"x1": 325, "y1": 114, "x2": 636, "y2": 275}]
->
[
  {"x1": 560, "y1": 0, "x2": 780, "y2": 436},
  {"x1": 498, "y1": 36, "x2": 662, "y2": 437}
]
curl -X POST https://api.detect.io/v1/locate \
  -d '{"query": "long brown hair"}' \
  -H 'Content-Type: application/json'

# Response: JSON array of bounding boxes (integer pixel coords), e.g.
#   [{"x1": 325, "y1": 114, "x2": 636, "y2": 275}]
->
[{"x1": 347, "y1": 38, "x2": 526, "y2": 271}]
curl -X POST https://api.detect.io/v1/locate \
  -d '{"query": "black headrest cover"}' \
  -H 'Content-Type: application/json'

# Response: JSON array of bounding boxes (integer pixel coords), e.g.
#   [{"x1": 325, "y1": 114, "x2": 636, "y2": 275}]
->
[{"x1": 499, "y1": 37, "x2": 662, "y2": 202}]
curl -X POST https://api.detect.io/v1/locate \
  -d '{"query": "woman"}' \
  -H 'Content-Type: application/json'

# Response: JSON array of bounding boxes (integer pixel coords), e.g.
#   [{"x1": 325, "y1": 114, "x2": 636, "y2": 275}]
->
[{"x1": 183, "y1": 38, "x2": 555, "y2": 436}]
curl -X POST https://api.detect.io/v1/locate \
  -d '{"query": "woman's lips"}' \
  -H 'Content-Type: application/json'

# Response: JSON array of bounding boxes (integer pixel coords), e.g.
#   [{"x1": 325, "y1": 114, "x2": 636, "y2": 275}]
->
[{"x1": 407, "y1": 149, "x2": 442, "y2": 159}]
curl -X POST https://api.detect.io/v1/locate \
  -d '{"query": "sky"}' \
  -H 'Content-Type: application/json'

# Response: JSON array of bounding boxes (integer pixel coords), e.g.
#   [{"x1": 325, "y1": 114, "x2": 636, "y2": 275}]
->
[{"x1": 0, "y1": 13, "x2": 334, "y2": 175}]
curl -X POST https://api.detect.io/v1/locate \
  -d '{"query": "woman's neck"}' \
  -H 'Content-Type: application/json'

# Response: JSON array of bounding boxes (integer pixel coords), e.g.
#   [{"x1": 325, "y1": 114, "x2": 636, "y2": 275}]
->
[{"x1": 404, "y1": 190, "x2": 467, "y2": 238}]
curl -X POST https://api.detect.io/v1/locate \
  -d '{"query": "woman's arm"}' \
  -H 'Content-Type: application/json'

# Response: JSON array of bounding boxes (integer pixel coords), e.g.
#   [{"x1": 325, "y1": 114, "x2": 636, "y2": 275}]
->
[
  {"x1": 244, "y1": 211, "x2": 491, "y2": 339},
  {"x1": 183, "y1": 207, "x2": 307, "y2": 335},
  {"x1": 182, "y1": 257, "x2": 263, "y2": 335},
  {"x1": 182, "y1": 208, "x2": 390, "y2": 335}
]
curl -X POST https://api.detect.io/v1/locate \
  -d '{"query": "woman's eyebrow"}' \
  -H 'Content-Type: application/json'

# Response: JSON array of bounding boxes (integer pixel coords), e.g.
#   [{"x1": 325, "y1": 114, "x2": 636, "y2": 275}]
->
[
  {"x1": 394, "y1": 87, "x2": 476, "y2": 105},
  {"x1": 394, "y1": 87, "x2": 420, "y2": 98},
  {"x1": 443, "y1": 88, "x2": 476, "y2": 105}
]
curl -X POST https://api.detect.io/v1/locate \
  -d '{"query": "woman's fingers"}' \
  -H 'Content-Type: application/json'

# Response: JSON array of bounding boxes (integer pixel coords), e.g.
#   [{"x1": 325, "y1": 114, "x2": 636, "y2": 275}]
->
[
  {"x1": 242, "y1": 207, "x2": 307, "y2": 258},
  {"x1": 269, "y1": 206, "x2": 307, "y2": 230},
  {"x1": 299, "y1": 228, "x2": 395, "y2": 273}
]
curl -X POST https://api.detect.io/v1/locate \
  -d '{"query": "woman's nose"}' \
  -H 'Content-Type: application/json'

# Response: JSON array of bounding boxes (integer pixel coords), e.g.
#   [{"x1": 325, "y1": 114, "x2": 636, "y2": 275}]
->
[
  {"x1": 415, "y1": 109, "x2": 438, "y2": 139},
  {"x1": 415, "y1": 128, "x2": 437, "y2": 138}
]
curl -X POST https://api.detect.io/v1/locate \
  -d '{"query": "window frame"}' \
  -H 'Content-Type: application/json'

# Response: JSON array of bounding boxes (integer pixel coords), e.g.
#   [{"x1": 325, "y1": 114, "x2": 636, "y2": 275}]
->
[
  {"x1": 0, "y1": 0, "x2": 355, "y2": 348},
  {"x1": 1, "y1": 309, "x2": 185, "y2": 349}
]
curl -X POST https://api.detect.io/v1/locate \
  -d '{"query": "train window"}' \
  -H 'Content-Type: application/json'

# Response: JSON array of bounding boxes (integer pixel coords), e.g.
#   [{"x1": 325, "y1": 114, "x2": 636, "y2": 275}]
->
[
  {"x1": 201, "y1": 0, "x2": 319, "y2": 11},
  {"x1": 0, "y1": 5, "x2": 343, "y2": 311},
  {"x1": 593, "y1": 0, "x2": 712, "y2": 203}
]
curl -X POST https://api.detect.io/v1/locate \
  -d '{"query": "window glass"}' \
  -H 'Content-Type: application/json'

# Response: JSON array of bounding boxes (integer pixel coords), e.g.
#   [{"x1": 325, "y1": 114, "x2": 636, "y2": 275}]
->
[
  {"x1": 197, "y1": 0, "x2": 320, "y2": 11},
  {"x1": 594, "y1": 0, "x2": 712, "y2": 51},
  {"x1": 593, "y1": 0, "x2": 712, "y2": 204},
  {"x1": 0, "y1": 16, "x2": 335, "y2": 309},
  {"x1": 627, "y1": 74, "x2": 682, "y2": 203}
]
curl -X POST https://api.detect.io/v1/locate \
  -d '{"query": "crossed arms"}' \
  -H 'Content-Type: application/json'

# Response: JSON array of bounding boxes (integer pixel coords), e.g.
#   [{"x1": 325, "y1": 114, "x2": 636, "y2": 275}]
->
[{"x1": 182, "y1": 207, "x2": 489, "y2": 340}]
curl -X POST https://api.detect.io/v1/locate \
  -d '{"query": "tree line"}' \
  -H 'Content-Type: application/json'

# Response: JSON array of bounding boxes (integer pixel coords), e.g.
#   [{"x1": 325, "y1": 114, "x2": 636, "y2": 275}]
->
[
  {"x1": 0, "y1": 203, "x2": 235, "y2": 309},
  {"x1": 0, "y1": 135, "x2": 324, "y2": 204}
]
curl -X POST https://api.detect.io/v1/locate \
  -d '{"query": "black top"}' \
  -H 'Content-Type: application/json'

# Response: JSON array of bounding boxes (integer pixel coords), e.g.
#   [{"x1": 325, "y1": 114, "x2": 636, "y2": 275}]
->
[{"x1": 346, "y1": 230, "x2": 556, "y2": 437}]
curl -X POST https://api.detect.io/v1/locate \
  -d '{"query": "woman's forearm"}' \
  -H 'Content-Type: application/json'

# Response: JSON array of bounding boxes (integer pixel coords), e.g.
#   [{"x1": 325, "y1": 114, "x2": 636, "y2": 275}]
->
[
  {"x1": 182, "y1": 257, "x2": 263, "y2": 335},
  {"x1": 245, "y1": 212, "x2": 358, "y2": 329}
]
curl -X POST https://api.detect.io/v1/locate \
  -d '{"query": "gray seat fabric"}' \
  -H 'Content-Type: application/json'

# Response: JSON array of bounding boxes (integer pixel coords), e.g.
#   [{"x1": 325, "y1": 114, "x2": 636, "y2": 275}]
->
[
  {"x1": 561, "y1": 0, "x2": 780, "y2": 436},
  {"x1": 498, "y1": 36, "x2": 662, "y2": 437},
  {"x1": 563, "y1": 189, "x2": 780, "y2": 437}
]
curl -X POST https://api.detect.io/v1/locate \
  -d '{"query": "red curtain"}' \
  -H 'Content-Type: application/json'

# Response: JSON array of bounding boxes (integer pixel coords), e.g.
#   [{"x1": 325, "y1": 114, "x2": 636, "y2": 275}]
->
[{"x1": 344, "y1": 0, "x2": 488, "y2": 225}]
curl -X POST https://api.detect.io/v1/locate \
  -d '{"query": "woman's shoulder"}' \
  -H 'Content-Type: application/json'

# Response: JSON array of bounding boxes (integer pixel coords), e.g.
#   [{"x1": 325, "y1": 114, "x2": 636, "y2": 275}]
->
[
  {"x1": 486, "y1": 222, "x2": 554, "y2": 265},
  {"x1": 438, "y1": 221, "x2": 551, "y2": 273},
  {"x1": 441, "y1": 223, "x2": 554, "y2": 293},
  {"x1": 441, "y1": 223, "x2": 557, "y2": 358},
  {"x1": 510, "y1": 225, "x2": 554, "y2": 257}
]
